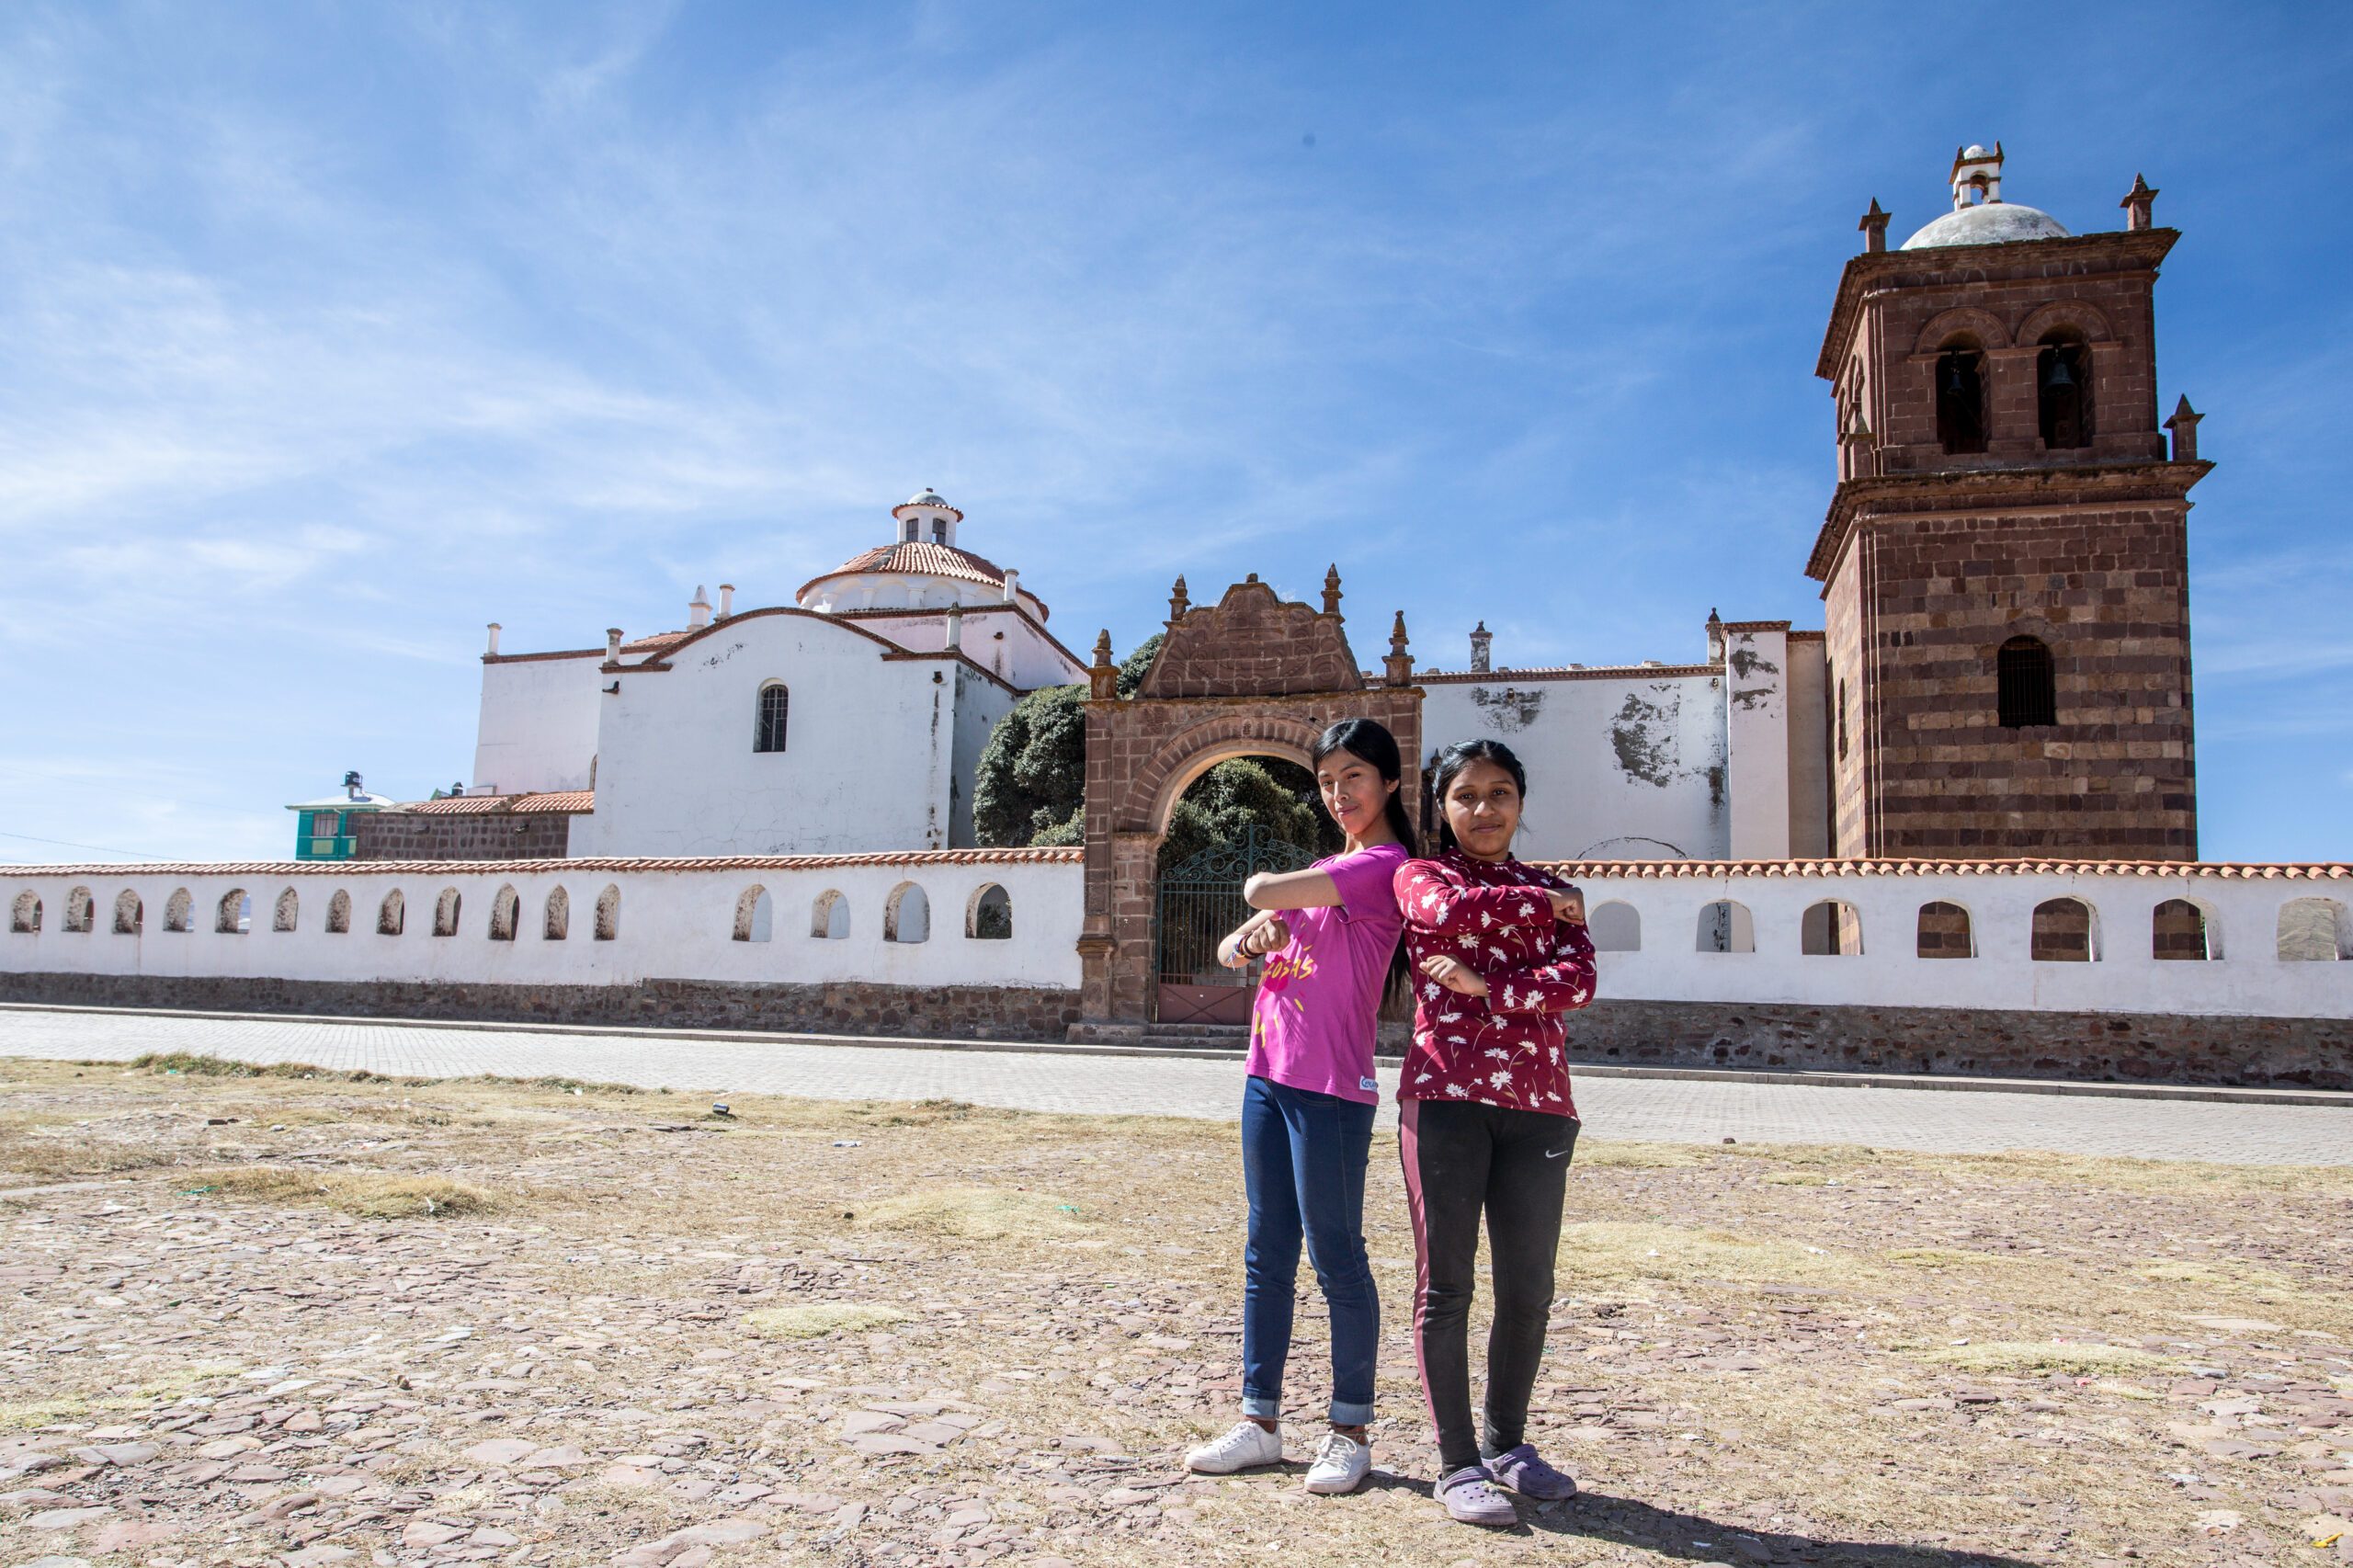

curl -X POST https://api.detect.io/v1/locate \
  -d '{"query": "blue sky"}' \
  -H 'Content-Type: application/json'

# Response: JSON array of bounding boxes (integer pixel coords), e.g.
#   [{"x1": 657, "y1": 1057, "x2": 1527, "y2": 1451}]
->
[{"x1": 3, "y1": 1, "x2": 2348, "y2": 864}]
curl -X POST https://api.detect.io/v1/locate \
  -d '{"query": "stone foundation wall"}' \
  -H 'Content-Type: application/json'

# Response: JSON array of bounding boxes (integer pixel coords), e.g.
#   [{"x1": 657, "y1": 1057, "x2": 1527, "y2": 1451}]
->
[
  {"x1": 352, "y1": 813, "x2": 574, "y2": 861},
  {"x1": 1554, "y1": 999, "x2": 2352, "y2": 1090},
  {"x1": 0, "y1": 973, "x2": 1079, "y2": 1043}
]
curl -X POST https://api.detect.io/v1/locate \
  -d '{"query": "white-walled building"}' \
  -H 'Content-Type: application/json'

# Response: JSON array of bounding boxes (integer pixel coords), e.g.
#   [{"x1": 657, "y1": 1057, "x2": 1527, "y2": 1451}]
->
[{"x1": 474, "y1": 491, "x2": 1087, "y2": 858}]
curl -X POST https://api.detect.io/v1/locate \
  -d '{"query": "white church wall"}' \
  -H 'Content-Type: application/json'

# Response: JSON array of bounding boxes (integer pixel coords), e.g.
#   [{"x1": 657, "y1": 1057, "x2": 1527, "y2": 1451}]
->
[
  {"x1": 472, "y1": 653, "x2": 605, "y2": 795},
  {"x1": 949, "y1": 668, "x2": 1017, "y2": 848},
  {"x1": 1424, "y1": 671, "x2": 1730, "y2": 861},
  {"x1": 803, "y1": 571, "x2": 1048, "y2": 623},
  {"x1": 0, "y1": 855, "x2": 1084, "y2": 991},
  {"x1": 1722, "y1": 625, "x2": 1792, "y2": 858},
  {"x1": 571, "y1": 614, "x2": 975, "y2": 860},
  {"x1": 847, "y1": 606, "x2": 1085, "y2": 690}
]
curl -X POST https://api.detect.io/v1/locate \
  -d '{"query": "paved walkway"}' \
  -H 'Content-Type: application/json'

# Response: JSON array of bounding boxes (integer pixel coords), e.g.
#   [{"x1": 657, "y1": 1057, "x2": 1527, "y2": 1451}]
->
[{"x1": 0, "y1": 1006, "x2": 2347, "y2": 1165}]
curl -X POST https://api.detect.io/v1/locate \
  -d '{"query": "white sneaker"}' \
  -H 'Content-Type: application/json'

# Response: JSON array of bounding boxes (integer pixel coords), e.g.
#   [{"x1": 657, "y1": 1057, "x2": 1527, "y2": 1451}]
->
[
  {"x1": 1185, "y1": 1420, "x2": 1284, "y2": 1474},
  {"x1": 1302, "y1": 1429, "x2": 1370, "y2": 1494}
]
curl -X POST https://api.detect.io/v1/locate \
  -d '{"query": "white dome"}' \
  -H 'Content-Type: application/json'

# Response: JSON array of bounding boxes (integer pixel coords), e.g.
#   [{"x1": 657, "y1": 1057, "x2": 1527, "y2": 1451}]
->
[
  {"x1": 1902, "y1": 201, "x2": 2073, "y2": 249},
  {"x1": 905, "y1": 489, "x2": 949, "y2": 507}
]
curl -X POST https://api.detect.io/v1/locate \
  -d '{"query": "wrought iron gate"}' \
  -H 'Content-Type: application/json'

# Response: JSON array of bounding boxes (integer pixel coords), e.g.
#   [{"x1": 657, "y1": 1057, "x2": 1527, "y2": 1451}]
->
[{"x1": 1154, "y1": 824, "x2": 1316, "y2": 1026}]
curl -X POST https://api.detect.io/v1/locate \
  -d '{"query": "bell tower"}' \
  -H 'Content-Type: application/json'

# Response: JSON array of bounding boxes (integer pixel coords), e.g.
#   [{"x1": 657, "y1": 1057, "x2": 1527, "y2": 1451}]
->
[{"x1": 1810, "y1": 145, "x2": 2211, "y2": 859}]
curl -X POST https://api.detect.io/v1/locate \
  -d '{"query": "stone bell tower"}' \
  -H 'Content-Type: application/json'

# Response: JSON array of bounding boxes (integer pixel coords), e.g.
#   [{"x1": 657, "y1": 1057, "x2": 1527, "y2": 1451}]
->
[{"x1": 1811, "y1": 144, "x2": 2211, "y2": 859}]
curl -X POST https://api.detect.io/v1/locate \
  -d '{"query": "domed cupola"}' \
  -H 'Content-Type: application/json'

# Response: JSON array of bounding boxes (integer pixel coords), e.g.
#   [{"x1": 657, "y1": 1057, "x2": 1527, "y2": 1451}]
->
[
  {"x1": 1902, "y1": 142, "x2": 2075, "y2": 250},
  {"x1": 796, "y1": 489, "x2": 1051, "y2": 619}
]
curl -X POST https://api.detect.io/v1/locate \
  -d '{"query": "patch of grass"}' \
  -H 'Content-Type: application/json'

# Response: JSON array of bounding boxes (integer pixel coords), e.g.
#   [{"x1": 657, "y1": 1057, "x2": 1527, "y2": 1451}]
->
[
  {"x1": 1761, "y1": 1170, "x2": 1829, "y2": 1187},
  {"x1": 742, "y1": 1303, "x2": 912, "y2": 1340},
  {"x1": 1557, "y1": 1221, "x2": 1848, "y2": 1285},
  {"x1": 460, "y1": 1074, "x2": 646, "y2": 1096},
  {"x1": 845, "y1": 1098, "x2": 992, "y2": 1128},
  {"x1": 1887, "y1": 1247, "x2": 2018, "y2": 1269},
  {"x1": 177, "y1": 1166, "x2": 496, "y2": 1218},
  {"x1": 858, "y1": 1185, "x2": 1089, "y2": 1240},
  {"x1": 1575, "y1": 1141, "x2": 1716, "y2": 1169},
  {"x1": 1919, "y1": 1341, "x2": 2177, "y2": 1377},
  {"x1": 0, "y1": 1131, "x2": 178, "y2": 1178},
  {"x1": 127, "y1": 1052, "x2": 412, "y2": 1085}
]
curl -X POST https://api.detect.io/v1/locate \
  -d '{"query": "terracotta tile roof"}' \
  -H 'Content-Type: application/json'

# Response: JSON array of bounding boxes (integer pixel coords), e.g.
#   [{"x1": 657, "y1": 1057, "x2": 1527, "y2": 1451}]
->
[
  {"x1": 799, "y1": 541, "x2": 1048, "y2": 615},
  {"x1": 1531, "y1": 858, "x2": 2353, "y2": 881},
  {"x1": 399, "y1": 791, "x2": 596, "y2": 816},
  {"x1": 5, "y1": 848, "x2": 1085, "y2": 878},
  {"x1": 621, "y1": 631, "x2": 692, "y2": 653}
]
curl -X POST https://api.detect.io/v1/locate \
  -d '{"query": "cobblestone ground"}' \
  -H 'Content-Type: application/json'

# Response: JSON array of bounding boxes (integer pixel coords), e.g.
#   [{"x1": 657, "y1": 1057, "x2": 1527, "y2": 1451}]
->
[
  {"x1": 0, "y1": 1006, "x2": 2348, "y2": 1165},
  {"x1": 3, "y1": 1056, "x2": 2351, "y2": 1568}
]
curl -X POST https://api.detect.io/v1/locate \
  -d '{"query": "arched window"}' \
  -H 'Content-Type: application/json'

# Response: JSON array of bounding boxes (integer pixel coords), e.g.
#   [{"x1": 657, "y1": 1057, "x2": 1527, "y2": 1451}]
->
[
  {"x1": 968, "y1": 883, "x2": 1012, "y2": 939},
  {"x1": 1915, "y1": 901, "x2": 1974, "y2": 959},
  {"x1": 378, "y1": 889, "x2": 405, "y2": 936},
  {"x1": 433, "y1": 888, "x2": 462, "y2": 937},
  {"x1": 1935, "y1": 342, "x2": 1988, "y2": 455},
  {"x1": 1800, "y1": 899, "x2": 1862, "y2": 956},
  {"x1": 594, "y1": 884, "x2": 620, "y2": 941},
  {"x1": 1997, "y1": 637, "x2": 2056, "y2": 729},
  {"x1": 326, "y1": 890, "x2": 352, "y2": 935},
  {"x1": 812, "y1": 889, "x2": 849, "y2": 939},
  {"x1": 113, "y1": 889, "x2": 143, "y2": 935},
  {"x1": 733, "y1": 885, "x2": 774, "y2": 942},
  {"x1": 754, "y1": 683, "x2": 790, "y2": 754},
  {"x1": 63, "y1": 887, "x2": 95, "y2": 933},
  {"x1": 273, "y1": 888, "x2": 300, "y2": 933},
  {"x1": 2277, "y1": 898, "x2": 2349, "y2": 961},
  {"x1": 489, "y1": 885, "x2": 519, "y2": 941},
  {"x1": 2037, "y1": 334, "x2": 2091, "y2": 450},
  {"x1": 885, "y1": 882, "x2": 930, "y2": 944},
  {"x1": 214, "y1": 889, "x2": 245, "y2": 935},
  {"x1": 544, "y1": 886, "x2": 570, "y2": 940},
  {"x1": 8, "y1": 891, "x2": 38, "y2": 934},
  {"x1": 165, "y1": 888, "x2": 193, "y2": 933},
  {"x1": 1587, "y1": 901, "x2": 1641, "y2": 952},
  {"x1": 2031, "y1": 897, "x2": 2097, "y2": 962},
  {"x1": 1696, "y1": 900, "x2": 1755, "y2": 954},
  {"x1": 2152, "y1": 898, "x2": 2217, "y2": 960}
]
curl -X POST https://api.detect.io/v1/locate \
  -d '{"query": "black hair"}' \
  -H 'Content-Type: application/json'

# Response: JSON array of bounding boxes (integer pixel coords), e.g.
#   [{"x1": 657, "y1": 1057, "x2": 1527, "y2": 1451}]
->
[
  {"x1": 1311, "y1": 718, "x2": 1418, "y2": 1006},
  {"x1": 1311, "y1": 718, "x2": 1418, "y2": 860},
  {"x1": 1427, "y1": 738, "x2": 1528, "y2": 855}
]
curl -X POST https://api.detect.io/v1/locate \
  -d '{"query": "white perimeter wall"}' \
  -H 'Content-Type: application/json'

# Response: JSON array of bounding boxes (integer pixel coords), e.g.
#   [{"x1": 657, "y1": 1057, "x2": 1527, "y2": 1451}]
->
[
  {"x1": 9, "y1": 861, "x2": 2344, "y2": 1024},
  {"x1": 1562, "y1": 867, "x2": 2351, "y2": 1020},
  {"x1": 1424, "y1": 673, "x2": 1729, "y2": 862},
  {"x1": 4, "y1": 858, "x2": 1082, "y2": 991},
  {"x1": 472, "y1": 655, "x2": 606, "y2": 796}
]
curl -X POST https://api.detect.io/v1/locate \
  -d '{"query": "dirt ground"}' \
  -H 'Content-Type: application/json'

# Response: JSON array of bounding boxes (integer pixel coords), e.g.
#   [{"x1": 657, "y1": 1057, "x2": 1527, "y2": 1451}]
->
[{"x1": 1, "y1": 1052, "x2": 2349, "y2": 1568}]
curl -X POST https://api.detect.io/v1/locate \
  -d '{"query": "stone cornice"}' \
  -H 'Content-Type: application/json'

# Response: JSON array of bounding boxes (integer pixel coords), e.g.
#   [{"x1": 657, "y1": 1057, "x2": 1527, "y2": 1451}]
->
[{"x1": 1806, "y1": 460, "x2": 2212, "y2": 584}]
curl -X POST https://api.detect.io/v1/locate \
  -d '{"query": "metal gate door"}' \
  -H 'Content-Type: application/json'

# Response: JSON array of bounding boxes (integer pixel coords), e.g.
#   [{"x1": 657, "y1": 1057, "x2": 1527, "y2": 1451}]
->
[{"x1": 1154, "y1": 824, "x2": 1316, "y2": 1026}]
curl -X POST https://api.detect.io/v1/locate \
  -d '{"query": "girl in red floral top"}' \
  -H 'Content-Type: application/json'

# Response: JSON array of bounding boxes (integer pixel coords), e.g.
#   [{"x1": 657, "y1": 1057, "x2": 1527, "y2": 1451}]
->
[{"x1": 1391, "y1": 739, "x2": 1595, "y2": 1528}]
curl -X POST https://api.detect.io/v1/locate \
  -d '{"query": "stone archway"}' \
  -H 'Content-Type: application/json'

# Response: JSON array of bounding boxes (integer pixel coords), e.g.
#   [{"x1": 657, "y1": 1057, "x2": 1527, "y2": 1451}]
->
[{"x1": 1076, "y1": 573, "x2": 1422, "y2": 1027}]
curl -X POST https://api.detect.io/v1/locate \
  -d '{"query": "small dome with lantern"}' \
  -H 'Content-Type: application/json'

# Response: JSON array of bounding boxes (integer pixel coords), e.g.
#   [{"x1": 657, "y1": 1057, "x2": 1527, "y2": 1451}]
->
[
  {"x1": 795, "y1": 489, "x2": 1050, "y2": 619},
  {"x1": 1903, "y1": 142, "x2": 2074, "y2": 250}
]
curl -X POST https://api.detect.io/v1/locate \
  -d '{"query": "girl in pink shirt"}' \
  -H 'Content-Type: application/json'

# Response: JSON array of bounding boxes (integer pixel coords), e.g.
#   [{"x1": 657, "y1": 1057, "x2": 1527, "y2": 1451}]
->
[{"x1": 1182, "y1": 719, "x2": 1414, "y2": 1498}]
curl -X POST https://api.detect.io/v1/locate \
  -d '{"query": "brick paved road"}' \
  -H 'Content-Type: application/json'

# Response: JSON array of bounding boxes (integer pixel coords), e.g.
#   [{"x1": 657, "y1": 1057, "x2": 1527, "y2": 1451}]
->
[{"x1": 1, "y1": 1006, "x2": 2347, "y2": 1165}]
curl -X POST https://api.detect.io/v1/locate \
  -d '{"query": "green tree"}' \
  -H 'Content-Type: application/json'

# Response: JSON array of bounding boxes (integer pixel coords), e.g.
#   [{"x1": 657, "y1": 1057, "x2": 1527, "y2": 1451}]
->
[
  {"x1": 972, "y1": 682, "x2": 1087, "y2": 847},
  {"x1": 1157, "y1": 756, "x2": 1337, "y2": 874},
  {"x1": 1116, "y1": 631, "x2": 1164, "y2": 698}
]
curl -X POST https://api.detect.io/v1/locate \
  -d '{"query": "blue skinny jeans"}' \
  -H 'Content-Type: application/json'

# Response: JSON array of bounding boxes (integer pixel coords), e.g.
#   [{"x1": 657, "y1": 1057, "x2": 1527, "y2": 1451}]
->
[{"x1": 1239, "y1": 1074, "x2": 1380, "y2": 1427}]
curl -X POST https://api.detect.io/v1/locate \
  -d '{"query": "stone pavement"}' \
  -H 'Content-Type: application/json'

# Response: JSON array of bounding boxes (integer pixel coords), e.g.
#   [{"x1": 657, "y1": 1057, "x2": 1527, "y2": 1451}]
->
[{"x1": 2, "y1": 1005, "x2": 2349, "y2": 1165}]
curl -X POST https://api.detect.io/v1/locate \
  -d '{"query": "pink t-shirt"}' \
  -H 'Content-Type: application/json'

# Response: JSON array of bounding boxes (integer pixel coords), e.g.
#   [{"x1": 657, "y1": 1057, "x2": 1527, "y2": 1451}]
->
[{"x1": 1244, "y1": 840, "x2": 1410, "y2": 1106}]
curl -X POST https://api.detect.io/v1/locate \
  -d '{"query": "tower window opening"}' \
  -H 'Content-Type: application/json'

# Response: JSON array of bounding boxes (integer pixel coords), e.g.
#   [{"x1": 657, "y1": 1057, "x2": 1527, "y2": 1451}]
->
[
  {"x1": 931, "y1": 519, "x2": 948, "y2": 543},
  {"x1": 2037, "y1": 335, "x2": 2091, "y2": 449},
  {"x1": 1997, "y1": 636, "x2": 2056, "y2": 728},
  {"x1": 1936, "y1": 345, "x2": 1988, "y2": 455}
]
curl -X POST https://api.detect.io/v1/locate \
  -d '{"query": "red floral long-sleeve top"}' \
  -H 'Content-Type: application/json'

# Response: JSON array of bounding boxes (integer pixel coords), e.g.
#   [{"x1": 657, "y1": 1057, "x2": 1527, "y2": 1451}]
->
[{"x1": 1393, "y1": 851, "x2": 1597, "y2": 1117}]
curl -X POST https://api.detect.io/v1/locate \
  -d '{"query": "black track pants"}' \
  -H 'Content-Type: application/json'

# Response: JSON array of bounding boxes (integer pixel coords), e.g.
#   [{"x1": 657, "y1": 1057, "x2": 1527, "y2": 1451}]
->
[{"x1": 1398, "y1": 1097, "x2": 1578, "y2": 1474}]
